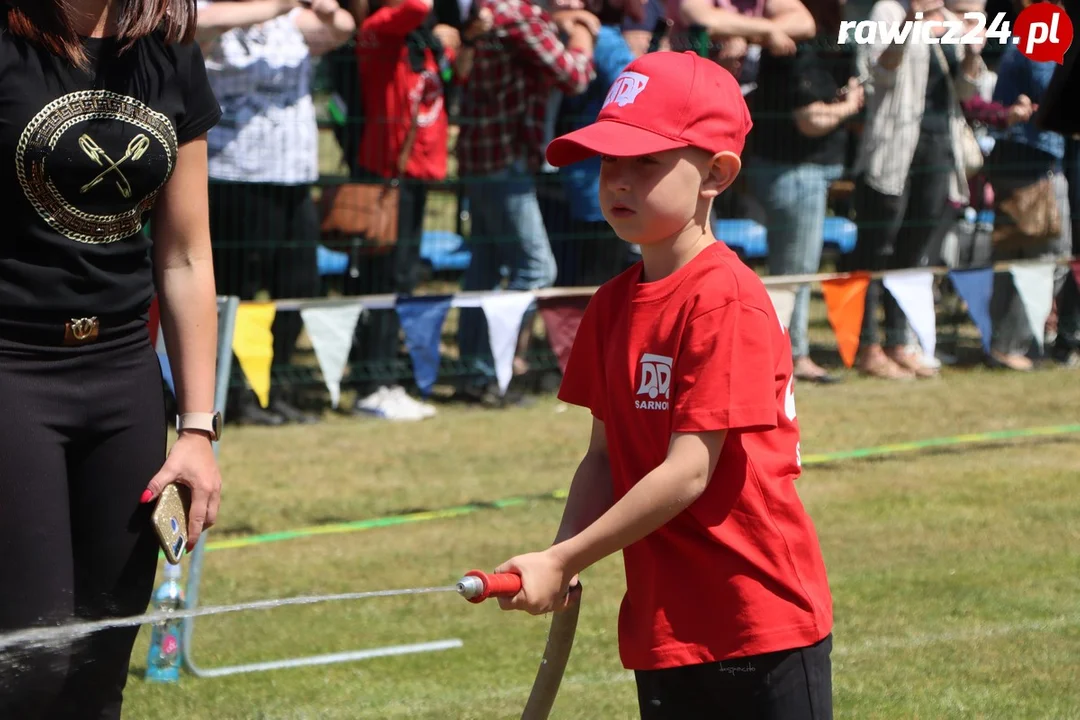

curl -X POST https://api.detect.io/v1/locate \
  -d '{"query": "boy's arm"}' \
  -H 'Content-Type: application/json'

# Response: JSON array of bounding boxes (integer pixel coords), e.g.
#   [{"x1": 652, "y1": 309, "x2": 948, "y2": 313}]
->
[
  {"x1": 553, "y1": 430, "x2": 726, "y2": 573},
  {"x1": 495, "y1": 429, "x2": 725, "y2": 615}
]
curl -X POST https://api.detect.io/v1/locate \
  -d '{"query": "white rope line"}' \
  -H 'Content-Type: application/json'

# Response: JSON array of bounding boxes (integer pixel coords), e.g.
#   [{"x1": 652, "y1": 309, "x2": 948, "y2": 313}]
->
[{"x1": 270, "y1": 256, "x2": 1079, "y2": 311}]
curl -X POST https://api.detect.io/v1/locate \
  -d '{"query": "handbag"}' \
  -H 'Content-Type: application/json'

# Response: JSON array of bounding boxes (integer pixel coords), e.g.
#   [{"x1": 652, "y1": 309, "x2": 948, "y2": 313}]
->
[
  {"x1": 931, "y1": 44, "x2": 983, "y2": 179},
  {"x1": 319, "y1": 100, "x2": 422, "y2": 254},
  {"x1": 992, "y1": 171, "x2": 1062, "y2": 250}
]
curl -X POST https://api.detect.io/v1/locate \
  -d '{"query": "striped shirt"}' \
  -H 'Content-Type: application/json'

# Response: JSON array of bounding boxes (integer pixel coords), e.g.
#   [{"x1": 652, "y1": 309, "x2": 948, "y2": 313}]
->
[
  {"x1": 853, "y1": 0, "x2": 984, "y2": 203},
  {"x1": 201, "y1": 7, "x2": 319, "y2": 185}
]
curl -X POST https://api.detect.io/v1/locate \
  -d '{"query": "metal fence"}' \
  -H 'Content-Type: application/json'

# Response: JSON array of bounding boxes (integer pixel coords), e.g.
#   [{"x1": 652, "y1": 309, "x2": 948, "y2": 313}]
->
[{"x1": 195, "y1": 31, "x2": 1071, "y2": 411}]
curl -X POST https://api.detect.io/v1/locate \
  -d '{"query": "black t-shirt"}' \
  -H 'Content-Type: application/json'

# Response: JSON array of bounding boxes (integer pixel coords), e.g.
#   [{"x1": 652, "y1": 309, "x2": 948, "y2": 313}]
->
[
  {"x1": 749, "y1": 39, "x2": 855, "y2": 166},
  {"x1": 0, "y1": 26, "x2": 221, "y2": 323}
]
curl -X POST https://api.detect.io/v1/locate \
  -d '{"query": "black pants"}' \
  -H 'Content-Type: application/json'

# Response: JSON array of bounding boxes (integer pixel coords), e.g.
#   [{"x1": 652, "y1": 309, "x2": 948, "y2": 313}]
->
[
  {"x1": 0, "y1": 322, "x2": 166, "y2": 720},
  {"x1": 348, "y1": 174, "x2": 428, "y2": 392},
  {"x1": 852, "y1": 130, "x2": 954, "y2": 347},
  {"x1": 635, "y1": 634, "x2": 833, "y2": 720},
  {"x1": 1056, "y1": 136, "x2": 1080, "y2": 355},
  {"x1": 208, "y1": 181, "x2": 320, "y2": 373}
]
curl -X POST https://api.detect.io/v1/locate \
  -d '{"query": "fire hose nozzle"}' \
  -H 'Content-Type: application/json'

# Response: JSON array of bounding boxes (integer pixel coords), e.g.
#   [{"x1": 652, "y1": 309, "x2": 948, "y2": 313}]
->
[{"x1": 456, "y1": 570, "x2": 522, "y2": 603}]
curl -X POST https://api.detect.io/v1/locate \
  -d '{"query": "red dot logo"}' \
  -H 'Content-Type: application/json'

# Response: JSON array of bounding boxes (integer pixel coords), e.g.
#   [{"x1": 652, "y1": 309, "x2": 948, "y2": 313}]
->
[{"x1": 1013, "y1": 2, "x2": 1074, "y2": 64}]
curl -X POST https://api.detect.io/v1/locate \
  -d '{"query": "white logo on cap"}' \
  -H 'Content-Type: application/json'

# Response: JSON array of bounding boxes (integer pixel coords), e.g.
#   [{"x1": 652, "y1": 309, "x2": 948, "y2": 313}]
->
[{"x1": 603, "y1": 71, "x2": 649, "y2": 109}]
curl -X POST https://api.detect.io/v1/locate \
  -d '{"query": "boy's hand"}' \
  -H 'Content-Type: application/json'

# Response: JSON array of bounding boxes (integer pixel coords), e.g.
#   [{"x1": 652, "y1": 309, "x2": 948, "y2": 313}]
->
[{"x1": 494, "y1": 550, "x2": 578, "y2": 615}]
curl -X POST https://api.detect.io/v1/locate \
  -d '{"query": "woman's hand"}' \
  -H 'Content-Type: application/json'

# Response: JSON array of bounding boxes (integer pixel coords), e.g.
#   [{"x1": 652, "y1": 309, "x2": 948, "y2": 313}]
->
[
  {"x1": 1007, "y1": 94, "x2": 1035, "y2": 126},
  {"x1": 840, "y1": 76, "x2": 865, "y2": 113},
  {"x1": 463, "y1": 7, "x2": 494, "y2": 42},
  {"x1": 142, "y1": 433, "x2": 222, "y2": 552}
]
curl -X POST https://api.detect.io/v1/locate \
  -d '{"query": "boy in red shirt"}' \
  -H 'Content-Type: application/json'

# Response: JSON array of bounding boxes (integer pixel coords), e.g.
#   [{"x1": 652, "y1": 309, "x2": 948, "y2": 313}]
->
[{"x1": 493, "y1": 50, "x2": 834, "y2": 718}]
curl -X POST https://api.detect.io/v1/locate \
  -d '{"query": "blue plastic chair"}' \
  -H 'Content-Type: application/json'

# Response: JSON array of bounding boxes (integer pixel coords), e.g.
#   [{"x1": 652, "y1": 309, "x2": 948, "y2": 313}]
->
[
  {"x1": 712, "y1": 219, "x2": 768, "y2": 259},
  {"x1": 317, "y1": 244, "x2": 350, "y2": 276},
  {"x1": 822, "y1": 216, "x2": 858, "y2": 255},
  {"x1": 420, "y1": 230, "x2": 472, "y2": 272}
]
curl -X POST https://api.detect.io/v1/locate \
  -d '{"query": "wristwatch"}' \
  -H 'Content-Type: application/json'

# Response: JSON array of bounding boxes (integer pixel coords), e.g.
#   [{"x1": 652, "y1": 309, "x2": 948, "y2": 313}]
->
[{"x1": 177, "y1": 412, "x2": 223, "y2": 442}]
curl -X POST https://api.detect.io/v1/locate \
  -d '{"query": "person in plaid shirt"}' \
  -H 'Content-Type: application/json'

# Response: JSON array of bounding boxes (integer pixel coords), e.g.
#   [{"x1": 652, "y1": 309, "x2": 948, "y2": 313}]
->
[{"x1": 454, "y1": 0, "x2": 598, "y2": 406}]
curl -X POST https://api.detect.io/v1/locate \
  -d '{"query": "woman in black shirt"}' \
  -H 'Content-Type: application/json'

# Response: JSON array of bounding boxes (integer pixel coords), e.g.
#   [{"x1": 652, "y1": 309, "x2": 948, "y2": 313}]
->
[
  {"x1": 747, "y1": 0, "x2": 863, "y2": 383},
  {"x1": 0, "y1": 1, "x2": 223, "y2": 717}
]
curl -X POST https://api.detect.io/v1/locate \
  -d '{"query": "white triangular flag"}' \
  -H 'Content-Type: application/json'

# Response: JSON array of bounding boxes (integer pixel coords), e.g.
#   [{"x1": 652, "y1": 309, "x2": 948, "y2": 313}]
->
[
  {"x1": 1010, "y1": 262, "x2": 1056, "y2": 350},
  {"x1": 299, "y1": 302, "x2": 363, "y2": 408},
  {"x1": 767, "y1": 286, "x2": 796, "y2": 330},
  {"x1": 481, "y1": 292, "x2": 535, "y2": 395},
  {"x1": 883, "y1": 270, "x2": 937, "y2": 360}
]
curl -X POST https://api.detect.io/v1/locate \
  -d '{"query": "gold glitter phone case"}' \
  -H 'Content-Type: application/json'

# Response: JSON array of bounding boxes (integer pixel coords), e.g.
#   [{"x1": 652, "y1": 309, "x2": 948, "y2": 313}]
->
[{"x1": 151, "y1": 484, "x2": 191, "y2": 564}]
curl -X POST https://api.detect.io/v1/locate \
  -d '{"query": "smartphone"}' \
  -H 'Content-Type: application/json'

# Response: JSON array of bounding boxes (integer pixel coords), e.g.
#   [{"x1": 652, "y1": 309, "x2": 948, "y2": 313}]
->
[{"x1": 151, "y1": 484, "x2": 192, "y2": 564}]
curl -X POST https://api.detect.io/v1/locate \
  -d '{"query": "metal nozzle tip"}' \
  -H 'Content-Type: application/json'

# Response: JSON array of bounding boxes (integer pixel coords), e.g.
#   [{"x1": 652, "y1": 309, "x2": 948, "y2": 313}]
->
[{"x1": 456, "y1": 576, "x2": 484, "y2": 599}]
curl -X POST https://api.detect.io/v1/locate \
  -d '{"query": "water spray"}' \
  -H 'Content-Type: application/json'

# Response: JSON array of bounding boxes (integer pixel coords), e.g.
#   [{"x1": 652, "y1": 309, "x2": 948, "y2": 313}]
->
[
  {"x1": 0, "y1": 572, "x2": 528, "y2": 653},
  {"x1": 0, "y1": 569, "x2": 579, "y2": 719}
]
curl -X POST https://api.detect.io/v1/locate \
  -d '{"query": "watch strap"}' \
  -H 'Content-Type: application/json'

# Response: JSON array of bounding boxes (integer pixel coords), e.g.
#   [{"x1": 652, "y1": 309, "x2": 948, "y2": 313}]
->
[{"x1": 177, "y1": 412, "x2": 220, "y2": 441}]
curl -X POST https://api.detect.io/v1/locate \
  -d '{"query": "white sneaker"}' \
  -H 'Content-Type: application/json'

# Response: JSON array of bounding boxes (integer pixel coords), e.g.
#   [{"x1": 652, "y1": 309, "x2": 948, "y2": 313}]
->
[
  {"x1": 905, "y1": 344, "x2": 942, "y2": 370},
  {"x1": 354, "y1": 386, "x2": 426, "y2": 422},
  {"x1": 354, "y1": 387, "x2": 391, "y2": 417},
  {"x1": 387, "y1": 385, "x2": 436, "y2": 418}
]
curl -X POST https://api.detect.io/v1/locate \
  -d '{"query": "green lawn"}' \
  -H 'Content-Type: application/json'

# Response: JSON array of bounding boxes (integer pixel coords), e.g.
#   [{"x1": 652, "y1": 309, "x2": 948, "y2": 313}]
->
[{"x1": 111, "y1": 364, "x2": 1080, "y2": 719}]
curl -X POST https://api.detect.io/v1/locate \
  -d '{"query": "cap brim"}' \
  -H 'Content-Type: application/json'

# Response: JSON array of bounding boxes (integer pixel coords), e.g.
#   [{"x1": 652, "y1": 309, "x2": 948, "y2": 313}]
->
[{"x1": 545, "y1": 121, "x2": 689, "y2": 168}]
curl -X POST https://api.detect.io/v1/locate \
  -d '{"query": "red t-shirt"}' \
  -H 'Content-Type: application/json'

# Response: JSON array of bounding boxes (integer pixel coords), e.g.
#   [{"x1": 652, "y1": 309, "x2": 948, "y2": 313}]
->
[
  {"x1": 558, "y1": 241, "x2": 833, "y2": 670},
  {"x1": 356, "y1": 0, "x2": 449, "y2": 181}
]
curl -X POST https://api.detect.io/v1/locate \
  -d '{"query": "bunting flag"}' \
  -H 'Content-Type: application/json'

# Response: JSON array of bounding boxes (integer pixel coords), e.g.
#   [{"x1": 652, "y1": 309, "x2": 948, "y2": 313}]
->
[
  {"x1": 883, "y1": 270, "x2": 937, "y2": 361},
  {"x1": 767, "y1": 286, "x2": 797, "y2": 330},
  {"x1": 157, "y1": 351, "x2": 176, "y2": 396},
  {"x1": 537, "y1": 296, "x2": 591, "y2": 374},
  {"x1": 300, "y1": 302, "x2": 363, "y2": 409},
  {"x1": 148, "y1": 295, "x2": 161, "y2": 344},
  {"x1": 147, "y1": 295, "x2": 175, "y2": 394},
  {"x1": 948, "y1": 268, "x2": 994, "y2": 354},
  {"x1": 1071, "y1": 260, "x2": 1080, "y2": 287},
  {"x1": 1010, "y1": 262, "x2": 1056, "y2": 350},
  {"x1": 232, "y1": 302, "x2": 277, "y2": 408},
  {"x1": 820, "y1": 274, "x2": 870, "y2": 367},
  {"x1": 481, "y1": 292, "x2": 536, "y2": 395},
  {"x1": 395, "y1": 295, "x2": 453, "y2": 397}
]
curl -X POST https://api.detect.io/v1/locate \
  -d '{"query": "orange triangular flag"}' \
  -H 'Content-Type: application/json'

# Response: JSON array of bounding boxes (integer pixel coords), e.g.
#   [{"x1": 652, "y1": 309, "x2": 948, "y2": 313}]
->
[{"x1": 821, "y1": 273, "x2": 870, "y2": 368}]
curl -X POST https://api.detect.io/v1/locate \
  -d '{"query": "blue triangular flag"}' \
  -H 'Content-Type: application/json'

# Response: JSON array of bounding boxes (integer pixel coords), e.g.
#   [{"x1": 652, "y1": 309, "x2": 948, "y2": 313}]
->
[
  {"x1": 157, "y1": 350, "x2": 176, "y2": 397},
  {"x1": 395, "y1": 295, "x2": 453, "y2": 397},
  {"x1": 949, "y1": 268, "x2": 994, "y2": 354}
]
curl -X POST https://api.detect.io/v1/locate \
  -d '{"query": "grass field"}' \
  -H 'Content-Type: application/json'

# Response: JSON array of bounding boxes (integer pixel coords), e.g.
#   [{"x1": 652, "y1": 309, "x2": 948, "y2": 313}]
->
[{"x1": 115, "y1": 361, "x2": 1080, "y2": 719}]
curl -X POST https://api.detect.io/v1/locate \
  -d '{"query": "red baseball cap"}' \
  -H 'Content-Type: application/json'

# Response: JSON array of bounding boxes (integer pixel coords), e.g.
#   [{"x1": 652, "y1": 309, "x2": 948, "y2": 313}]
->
[{"x1": 545, "y1": 51, "x2": 752, "y2": 168}]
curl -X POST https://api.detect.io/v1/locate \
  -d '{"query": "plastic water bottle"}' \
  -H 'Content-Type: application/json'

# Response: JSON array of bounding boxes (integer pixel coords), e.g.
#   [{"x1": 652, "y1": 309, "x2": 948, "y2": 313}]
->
[{"x1": 145, "y1": 562, "x2": 184, "y2": 683}]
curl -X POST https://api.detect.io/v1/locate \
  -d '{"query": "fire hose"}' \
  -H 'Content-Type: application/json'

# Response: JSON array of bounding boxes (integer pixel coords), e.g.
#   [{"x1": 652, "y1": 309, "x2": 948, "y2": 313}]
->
[
  {"x1": 0, "y1": 570, "x2": 581, "y2": 720},
  {"x1": 456, "y1": 571, "x2": 582, "y2": 720}
]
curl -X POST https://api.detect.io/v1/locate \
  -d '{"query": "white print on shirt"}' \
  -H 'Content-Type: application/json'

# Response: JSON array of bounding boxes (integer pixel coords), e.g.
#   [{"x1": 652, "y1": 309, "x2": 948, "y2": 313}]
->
[
  {"x1": 410, "y1": 70, "x2": 445, "y2": 129},
  {"x1": 785, "y1": 377, "x2": 800, "y2": 466},
  {"x1": 604, "y1": 71, "x2": 649, "y2": 109},
  {"x1": 635, "y1": 353, "x2": 672, "y2": 411},
  {"x1": 784, "y1": 377, "x2": 796, "y2": 421}
]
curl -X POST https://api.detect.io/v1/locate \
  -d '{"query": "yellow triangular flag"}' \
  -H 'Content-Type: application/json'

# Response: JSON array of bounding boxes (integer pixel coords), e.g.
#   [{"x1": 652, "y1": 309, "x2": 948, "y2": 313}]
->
[{"x1": 232, "y1": 302, "x2": 277, "y2": 408}]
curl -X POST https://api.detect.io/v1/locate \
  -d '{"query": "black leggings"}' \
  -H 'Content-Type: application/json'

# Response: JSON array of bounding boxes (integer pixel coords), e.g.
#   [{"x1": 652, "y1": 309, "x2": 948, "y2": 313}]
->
[
  {"x1": 0, "y1": 322, "x2": 167, "y2": 720},
  {"x1": 208, "y1": 181, "x2": 320, "y2": 368}
]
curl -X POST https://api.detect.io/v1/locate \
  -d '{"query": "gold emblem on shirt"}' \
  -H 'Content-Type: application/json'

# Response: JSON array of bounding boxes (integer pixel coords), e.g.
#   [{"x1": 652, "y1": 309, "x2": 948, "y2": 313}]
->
[{"x1": 16, "y1": 90, "x2": 177, "y2": 244}]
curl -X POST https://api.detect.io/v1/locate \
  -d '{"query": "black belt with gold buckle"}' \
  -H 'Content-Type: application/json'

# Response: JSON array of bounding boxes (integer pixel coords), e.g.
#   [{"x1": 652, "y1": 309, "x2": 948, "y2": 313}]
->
[{"x1": 63, "y1": 316, "x2": 100, "y2": 345}]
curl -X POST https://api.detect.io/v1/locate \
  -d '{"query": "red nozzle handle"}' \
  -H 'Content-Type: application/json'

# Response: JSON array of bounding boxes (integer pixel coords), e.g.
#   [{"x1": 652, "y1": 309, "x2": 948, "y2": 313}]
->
[{"x1": 462, "y1": 570, "x2": 522, "y2": 603}]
